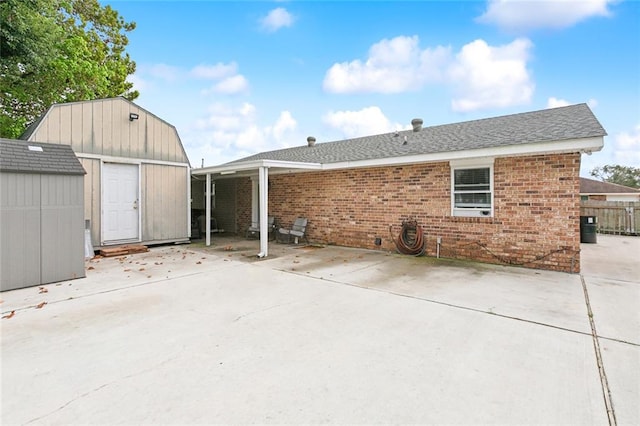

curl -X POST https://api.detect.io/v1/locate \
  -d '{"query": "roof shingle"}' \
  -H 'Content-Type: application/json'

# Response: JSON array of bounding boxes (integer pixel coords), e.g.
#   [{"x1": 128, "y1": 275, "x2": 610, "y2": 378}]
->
[
  {"x1": 580, "y1": 177, "x2": 640, "y2": 194},
  {"x1": 227, "y1": 103, "x2": 606, "y2": 165},
  {"x1": 0, "y1": 138, "x2": 86, "y2": 175}
]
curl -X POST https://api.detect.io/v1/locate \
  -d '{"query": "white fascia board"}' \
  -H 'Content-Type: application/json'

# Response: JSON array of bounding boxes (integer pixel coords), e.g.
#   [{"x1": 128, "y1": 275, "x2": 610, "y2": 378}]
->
[
  {"x1": 321, "y1": 136, "x2": 604, "y2": 171},
  {"x1": 76, "y1": 153, "x2": 190, "y2": 168},
  {"x1": 192, "y1": 159, "x2": 321, "y2": 176}
]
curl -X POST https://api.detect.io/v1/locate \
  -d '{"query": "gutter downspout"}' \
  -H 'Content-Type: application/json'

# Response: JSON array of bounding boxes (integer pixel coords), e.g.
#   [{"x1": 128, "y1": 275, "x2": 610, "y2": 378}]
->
[{"x1": 257, "y1": 166, "x2": 269, "y2": 258}]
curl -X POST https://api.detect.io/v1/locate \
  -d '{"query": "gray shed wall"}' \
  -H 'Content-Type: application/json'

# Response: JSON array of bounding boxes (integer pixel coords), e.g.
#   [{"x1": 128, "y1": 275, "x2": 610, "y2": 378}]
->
[{"x1": 1, "y1": 173, "x2": 85, "y2": 291}]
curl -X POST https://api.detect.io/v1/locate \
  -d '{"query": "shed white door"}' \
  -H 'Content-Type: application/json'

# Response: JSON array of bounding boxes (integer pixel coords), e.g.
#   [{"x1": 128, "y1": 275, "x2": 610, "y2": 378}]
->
[{"x1": 103, "y1": 163, "x2": 140, "y2": 243}]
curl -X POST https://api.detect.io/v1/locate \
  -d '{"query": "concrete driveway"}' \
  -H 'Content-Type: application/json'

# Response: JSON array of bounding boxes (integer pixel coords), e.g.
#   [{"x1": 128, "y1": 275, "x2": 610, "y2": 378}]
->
[{"x1": 1, "y1": 235, "x2": 638, "y2": 424}]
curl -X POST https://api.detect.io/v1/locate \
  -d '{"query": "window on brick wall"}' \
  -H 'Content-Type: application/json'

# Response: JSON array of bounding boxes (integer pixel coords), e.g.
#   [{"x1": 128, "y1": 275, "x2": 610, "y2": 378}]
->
[{"x1": 450, "y1": 159, "x2": 494, "y2": 217}]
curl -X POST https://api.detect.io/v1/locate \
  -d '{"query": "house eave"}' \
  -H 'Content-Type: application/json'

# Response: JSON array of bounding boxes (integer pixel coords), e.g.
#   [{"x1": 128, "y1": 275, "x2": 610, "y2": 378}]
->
[
  {"x1": 193, "y1": 136, "x2": 604, "y2": 177},
  {"x1": 191, "y1": 159, "x2": 322, "y2": 177}
]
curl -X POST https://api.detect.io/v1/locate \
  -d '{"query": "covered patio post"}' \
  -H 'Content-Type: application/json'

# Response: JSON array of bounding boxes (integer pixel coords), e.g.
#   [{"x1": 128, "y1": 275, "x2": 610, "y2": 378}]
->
[
  {"x1": 205, "y1": 173, "x2": 211, "y2": 247},
  {"x1": 258, "y1": 166, "x2": 269, "y2": 257}
]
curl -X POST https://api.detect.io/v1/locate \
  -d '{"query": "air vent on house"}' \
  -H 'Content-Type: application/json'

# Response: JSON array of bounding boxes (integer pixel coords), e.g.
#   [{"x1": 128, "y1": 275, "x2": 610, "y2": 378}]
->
[
  {"x1": 307, "y1": 136, "x2": 316, "y2": 147},
  {"x1": 411, "y1": 118, "x2": 423, "y2": 132}
]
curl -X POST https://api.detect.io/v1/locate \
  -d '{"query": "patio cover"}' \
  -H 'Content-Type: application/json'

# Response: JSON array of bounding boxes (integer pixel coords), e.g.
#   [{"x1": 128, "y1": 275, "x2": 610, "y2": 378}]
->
[{"x1": 192, "y1": 160, "x2": 321, "y2": 257}]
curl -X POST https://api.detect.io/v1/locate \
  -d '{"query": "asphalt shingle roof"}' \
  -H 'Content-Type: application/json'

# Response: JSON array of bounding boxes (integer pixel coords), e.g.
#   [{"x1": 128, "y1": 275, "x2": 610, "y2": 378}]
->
[
  {"x1": 0, "y1": 138, "x2": 86, "y2": 175},
  {"x1": 227, "y1": 103, "x2": 606, "y2": 165},
  {"x1": 580, "y1": 177, "x2": 640, "y2": 194}
]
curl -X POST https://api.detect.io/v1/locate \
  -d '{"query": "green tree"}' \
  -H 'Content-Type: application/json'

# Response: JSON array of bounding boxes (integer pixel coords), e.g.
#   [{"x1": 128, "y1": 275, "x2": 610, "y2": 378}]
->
[
  {"x1": 590, "y1": 165, "x2": 640, "y2": 188},
  {"x1": 0, "y1": 0, "x2": 138, "y2": 138}
]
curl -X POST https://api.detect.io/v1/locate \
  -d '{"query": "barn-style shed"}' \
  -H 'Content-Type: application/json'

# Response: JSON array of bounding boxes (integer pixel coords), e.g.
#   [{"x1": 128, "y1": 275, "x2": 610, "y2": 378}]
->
[
  {"x1": 22, "y1": 97, "x2": 191, "y2": 248},
  {"x1": 1, "y1": 138, "x2": 86, "y2": 290}
]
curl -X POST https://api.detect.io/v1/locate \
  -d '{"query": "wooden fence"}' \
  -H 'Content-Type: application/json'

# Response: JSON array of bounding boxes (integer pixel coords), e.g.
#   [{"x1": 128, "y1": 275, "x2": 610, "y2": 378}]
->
[{"x1": 580, "y1": 201, "x2": 640, "y2": 236}]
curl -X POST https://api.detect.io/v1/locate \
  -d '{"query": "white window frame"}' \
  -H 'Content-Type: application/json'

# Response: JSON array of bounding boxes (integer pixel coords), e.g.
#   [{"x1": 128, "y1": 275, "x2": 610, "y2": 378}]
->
[{"x1": 450, "y1": 158, "x2": 494, "y2": 217}]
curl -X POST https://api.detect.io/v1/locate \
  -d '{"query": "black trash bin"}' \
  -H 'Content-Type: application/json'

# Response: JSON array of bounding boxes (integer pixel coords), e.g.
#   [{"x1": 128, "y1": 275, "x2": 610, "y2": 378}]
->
[{"x1": 580, "y1": 216, "x2": 597, "y2": 243}]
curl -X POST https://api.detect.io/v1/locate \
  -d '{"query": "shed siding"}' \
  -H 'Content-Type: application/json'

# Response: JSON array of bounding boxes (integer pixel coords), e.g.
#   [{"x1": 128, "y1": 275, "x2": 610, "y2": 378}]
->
[
  {"x1": 79, "y1": 158, "x2": 101, "y2": 247},
  {"x1": 0, "y1": 173, "x2": 41, "y2": 289},
  {"x1": 40, "y1": 175, "x2": 85, "y2": 283},
  {"x1": 141, "y1": 164, "x2": 188, "y2": 242},
  {"x1": 28, "y1": 98, "x2": 188, "y2": 163},
  {"x1": 1, "y1": 173, "x2": 85, "y2": 290},
  {"x1": 25, "y1": 98, "x2": 191, "y2": 247}
]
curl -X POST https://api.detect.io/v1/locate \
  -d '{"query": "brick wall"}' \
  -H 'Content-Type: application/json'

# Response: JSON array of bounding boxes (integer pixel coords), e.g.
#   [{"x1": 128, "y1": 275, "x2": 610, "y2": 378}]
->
[{"x1": 236, "y1": 153, "x2": 582, "y2": 272}]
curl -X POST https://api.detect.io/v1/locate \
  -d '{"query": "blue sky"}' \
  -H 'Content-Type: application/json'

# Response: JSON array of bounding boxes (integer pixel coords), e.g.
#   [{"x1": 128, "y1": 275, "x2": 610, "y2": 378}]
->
[{"x1": 109, "y1": 0, "x2": 640, "y2": 176}]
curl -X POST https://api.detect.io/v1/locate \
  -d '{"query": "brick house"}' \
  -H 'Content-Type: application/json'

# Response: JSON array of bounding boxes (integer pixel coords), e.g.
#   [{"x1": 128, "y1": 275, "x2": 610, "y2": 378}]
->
[{"x1": 193, "y1": 104, "x2": 606, "y2": 273}]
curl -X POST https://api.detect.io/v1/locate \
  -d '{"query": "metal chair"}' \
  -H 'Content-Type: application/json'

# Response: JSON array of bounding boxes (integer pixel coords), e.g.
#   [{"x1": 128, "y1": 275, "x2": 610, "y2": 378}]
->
[
  {"x1": 277, "y1": 217, "x2": 308, "y2": 244},
  {"x1": 246, "y1": 216, "x2": 276, "y2": 240}
]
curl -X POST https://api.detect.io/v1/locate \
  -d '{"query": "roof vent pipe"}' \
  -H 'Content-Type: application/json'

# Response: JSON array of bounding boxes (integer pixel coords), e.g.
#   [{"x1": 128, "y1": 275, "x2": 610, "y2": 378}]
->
[
  {"x1": 411, "y1": 118, "x2": 423, "y2": 132},
  {"x1": 307, "y1": 136, "x2": 316, "y2": 147}
]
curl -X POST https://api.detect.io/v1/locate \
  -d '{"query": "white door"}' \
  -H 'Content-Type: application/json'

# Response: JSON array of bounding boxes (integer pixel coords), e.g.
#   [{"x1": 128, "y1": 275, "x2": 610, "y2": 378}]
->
[{"x1": 103, "y1": 163, "x2": 140, "y2": 243}]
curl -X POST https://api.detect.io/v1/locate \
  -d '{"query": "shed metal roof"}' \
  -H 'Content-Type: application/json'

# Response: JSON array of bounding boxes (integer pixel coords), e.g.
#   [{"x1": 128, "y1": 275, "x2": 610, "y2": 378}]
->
[
  {"x1": 0, "y1": 138, "x2": 86, "y2": 175},
  {"x1": 227, "y1": 103, "x2": 606, "y2": 166}
]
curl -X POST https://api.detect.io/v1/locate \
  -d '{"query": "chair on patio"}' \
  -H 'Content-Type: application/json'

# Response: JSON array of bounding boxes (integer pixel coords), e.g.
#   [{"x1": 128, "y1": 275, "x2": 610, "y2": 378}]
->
[
  {"x1": 277, "y1": 217, "x2": 308, "y2": 244},
  {"x1": 246, "y1": 216, "x2": 277, "y2": 241}
]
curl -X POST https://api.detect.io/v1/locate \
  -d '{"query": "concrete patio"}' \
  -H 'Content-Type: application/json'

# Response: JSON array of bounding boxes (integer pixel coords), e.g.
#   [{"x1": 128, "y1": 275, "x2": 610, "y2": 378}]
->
[{"x1": 1, "y1": 235, "x2": 638, "y2": 424}]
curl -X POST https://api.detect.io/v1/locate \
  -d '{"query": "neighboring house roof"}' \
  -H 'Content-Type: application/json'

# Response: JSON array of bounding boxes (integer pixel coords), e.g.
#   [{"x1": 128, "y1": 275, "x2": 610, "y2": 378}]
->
[
  {"x1": 227, "y1": 103, "x2": 606, "y2": 166},
  {"x1": 0, "y1": 138, "x2": 86, "y2": 175},
  {"x1": 580, "y1": 177, "x2": 640, "y2": 194}
]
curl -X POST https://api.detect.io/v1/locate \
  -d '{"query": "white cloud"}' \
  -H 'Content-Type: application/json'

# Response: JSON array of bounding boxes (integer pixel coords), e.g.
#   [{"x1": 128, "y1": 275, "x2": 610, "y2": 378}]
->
[
  {"x1": 477, "y1": 0, "x2": 615, "y2": 32},
  {"x1": 208, "y1": 75, "x2": 250, "y2": 95},
  {"x1": 260, "y1": 7, "x2": 295, "y2": 32},
  {"x1": 190, "y1": 63, "x2": 238, "y2": 80},
  {"x1": 613, "y1": 125, "x2": 640, "y2": 165},
  {"x1": 269, "y1": 111, "x2": 297, "y2": 141},
  {"x1": 323, "y1": 36, "x2": 451, "y2": 94},
  {"x1": 322, "y1": 106, "x2": 405, "y2": 138},
  {"x1": 547, "y1": 97, "x2": 599, "y2": 108},
  {"x1": 547, "y1": 97, "x2": 571, "y2": 108},
  {"x1": 448, "y1": 38, "x2": 534, "y2": 112},
  {"x1": 187, "y1": 102, "x2": 299, "y2": 166},
  {"x1": 323, "y1": 35, "x2": 534, "y2": 112}
]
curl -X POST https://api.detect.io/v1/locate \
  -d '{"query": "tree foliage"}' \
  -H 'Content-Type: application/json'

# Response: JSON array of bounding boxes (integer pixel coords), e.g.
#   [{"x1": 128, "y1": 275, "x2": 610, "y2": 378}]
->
[
  {"x1": 0, "y1": 0, "x2": 138, "y2": 138},
  {"x1": 590, "y1": 165, "x2": 640, "y2": 189}
]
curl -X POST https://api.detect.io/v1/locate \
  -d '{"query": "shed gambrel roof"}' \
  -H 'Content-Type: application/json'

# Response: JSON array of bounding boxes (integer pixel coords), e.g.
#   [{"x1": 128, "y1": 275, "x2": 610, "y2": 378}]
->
[
  {"x1": 580, "y1": 177, "x2": 640, "y2": 194},
  {"x1": 227, "y1": 103, "x2": 606, "y2": 165},
  {"x1": 0, "y1": 138, "x2": 86, "y2": 175}
]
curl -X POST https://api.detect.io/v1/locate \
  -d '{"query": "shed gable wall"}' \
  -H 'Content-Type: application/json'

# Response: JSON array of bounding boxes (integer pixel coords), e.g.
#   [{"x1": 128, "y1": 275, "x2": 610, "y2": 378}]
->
[
  {"x1": 27, "y1": 98, "x2": 188, "y2": 164},
  {"x1": 236, "y1": 152, "x2": 581, "y2": 272}
]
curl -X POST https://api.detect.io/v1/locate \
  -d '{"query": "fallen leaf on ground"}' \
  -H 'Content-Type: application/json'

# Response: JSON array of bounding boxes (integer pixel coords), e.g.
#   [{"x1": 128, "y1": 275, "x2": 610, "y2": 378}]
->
[
  {"x1": 154, "y1": 262, "x2": 163, "y2": 265},
  {"x1": 87, "y1": 266, "x2": 95, "y2": 270},
  {"x1": 2, "y1": 310, "x2": 16, "y2": 319},
  {"x1": 35, "y1": 302, "x2": 47, "y2": 309},
  {"x1": 39, "y1": 287, "x2": 48, "y2": 293},
  {"x1": 123, "y1": 268, "x2": 131, "y2": 272},
  {"x1": 196, "y1": 261, "x2": 202, "y2": 264},
  {"x1": 139, "y1": 268, "x2": 145, "y2": 271}
]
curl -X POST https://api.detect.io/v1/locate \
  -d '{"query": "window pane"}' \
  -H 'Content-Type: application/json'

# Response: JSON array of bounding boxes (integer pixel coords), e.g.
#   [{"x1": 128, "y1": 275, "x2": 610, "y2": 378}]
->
[
  {"x1": 455, "y1": 193, "x2": 491, "y2": 208},
  {"x1": 455, "y1": 168, "x2": 489, "y2": 185}
]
